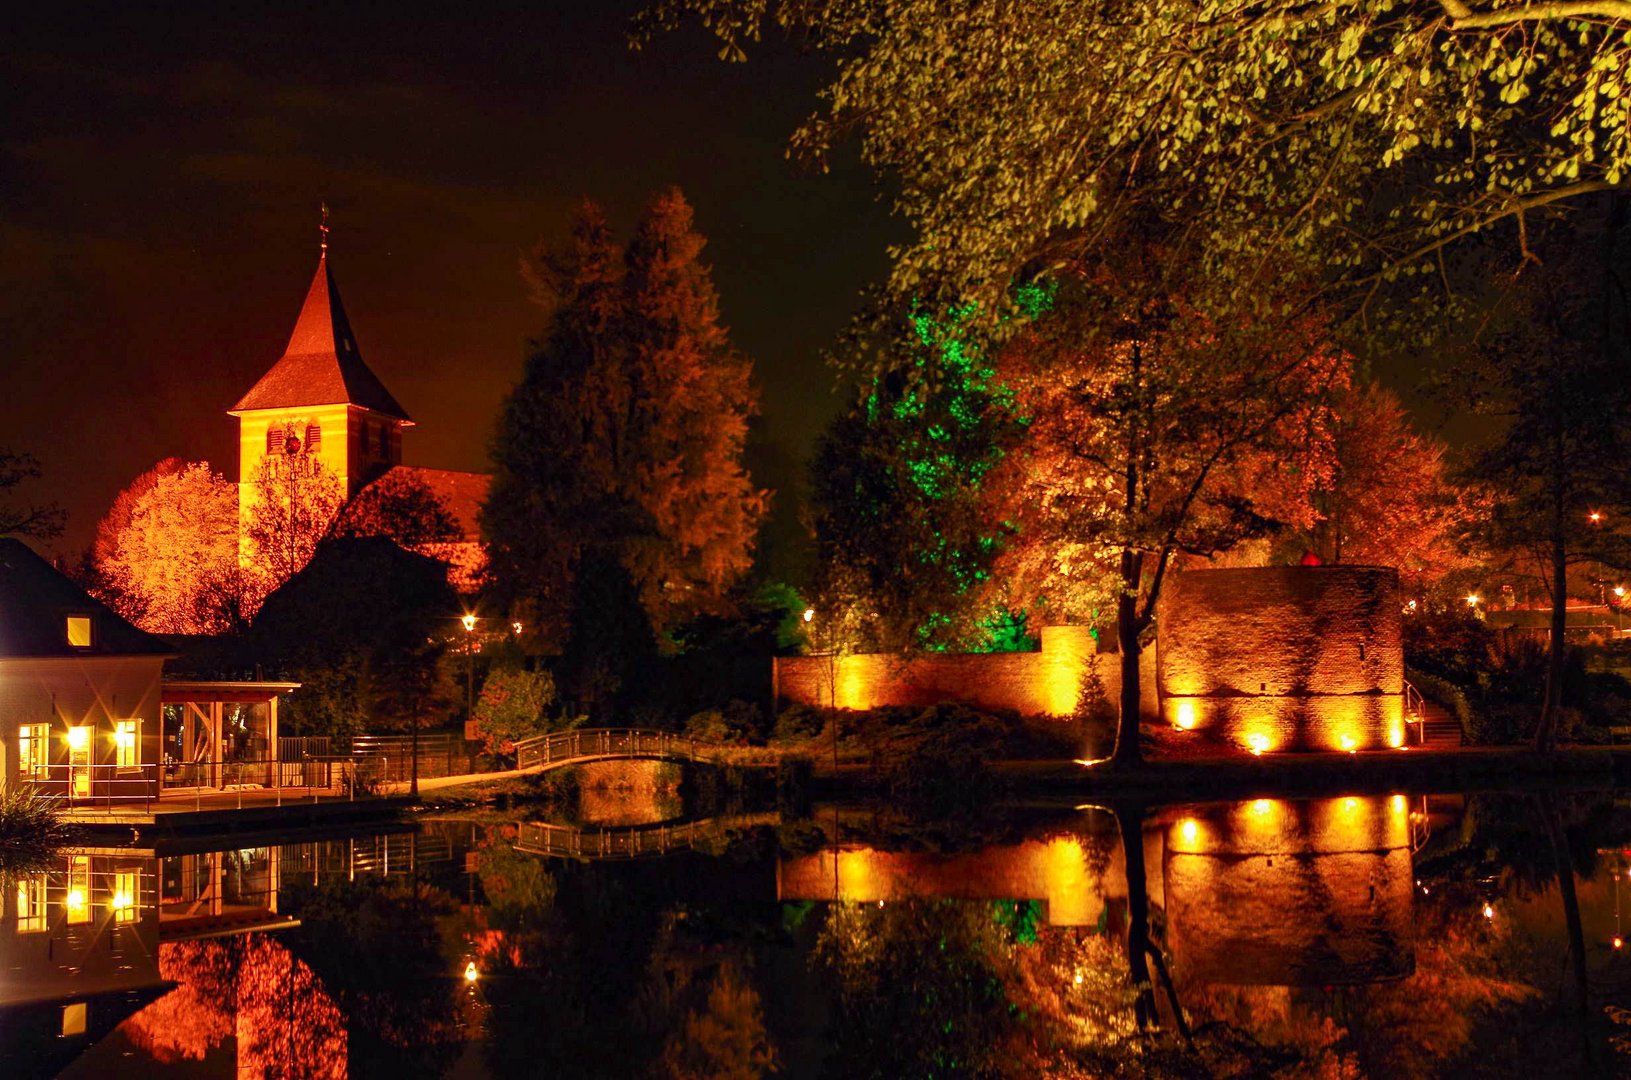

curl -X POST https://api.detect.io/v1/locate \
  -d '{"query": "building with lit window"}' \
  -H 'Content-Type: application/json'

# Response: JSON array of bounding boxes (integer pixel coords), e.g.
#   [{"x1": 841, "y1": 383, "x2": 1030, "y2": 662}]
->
[{"x1": 0, "y1": 538, "x2": 171, "y2": 799}]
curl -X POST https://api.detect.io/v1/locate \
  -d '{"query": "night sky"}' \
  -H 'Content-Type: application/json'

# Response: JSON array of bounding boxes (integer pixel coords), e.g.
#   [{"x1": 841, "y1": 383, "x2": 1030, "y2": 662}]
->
[{"x1": 3, "y1": 2, "x2": 898, "y2": 561}]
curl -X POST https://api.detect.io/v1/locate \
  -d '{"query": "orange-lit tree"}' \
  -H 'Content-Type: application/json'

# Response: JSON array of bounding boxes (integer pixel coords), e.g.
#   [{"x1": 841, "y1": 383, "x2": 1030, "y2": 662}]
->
[
  {"x1": 986, "y1": 256, "x2": 1348, "y2": 767},
  {"x1": 1287, "y1": 381, "x2": 1470, "y2": 583},
  {"x1": 93, "y1": 459, "x2": 241, "y2": 633},
  {"x1": 484, "y1": 191, "x2": 767, "y2": 697},
  {"x1": 245, "y1": 447, "x2": 344, "y2": 594}
]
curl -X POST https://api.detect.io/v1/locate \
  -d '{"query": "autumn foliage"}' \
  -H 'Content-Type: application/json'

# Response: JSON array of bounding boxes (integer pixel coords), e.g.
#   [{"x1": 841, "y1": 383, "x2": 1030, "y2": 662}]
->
[
  {"x1": 92, "y1": 458, "x2": 241, "y2": 633},
  {"x1": 483, "y1": 190, "x2": 767, "y2": 647},
  {"x1": 127, "y1": 937, "x2": 346, "y2": 1078}
]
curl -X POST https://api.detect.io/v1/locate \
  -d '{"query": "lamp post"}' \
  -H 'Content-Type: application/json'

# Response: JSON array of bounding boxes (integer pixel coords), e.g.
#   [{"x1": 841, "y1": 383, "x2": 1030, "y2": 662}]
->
[{"x1": 462, "y1": 614, "x2": 478, "y2": 730}]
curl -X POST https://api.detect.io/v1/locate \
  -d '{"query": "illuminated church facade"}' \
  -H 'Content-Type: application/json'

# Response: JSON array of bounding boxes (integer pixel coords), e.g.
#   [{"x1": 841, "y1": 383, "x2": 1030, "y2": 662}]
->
[{"x1": 228, "y1": 237, "x2": 490, "y2": 588}]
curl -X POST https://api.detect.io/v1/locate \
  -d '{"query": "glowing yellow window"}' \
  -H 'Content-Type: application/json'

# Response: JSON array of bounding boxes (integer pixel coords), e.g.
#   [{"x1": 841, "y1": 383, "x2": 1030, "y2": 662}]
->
[
  {"x1": 18, "y1": 723, "x2": 49, "y2": 779},
  {"x1": 111, "y1": 871, "x2": 138, "y2": 924},
  {"x1": 16, "y1": 876, "x2": 47, "y2": 932},
  {"x1": 114, "y1": 720, "x2": 139, "y2": 771},
  {"x1": 65, "y1": 616, "x2": 92, "y2": 648},
  {"x1": 64, "y1": 856, "x2": 90, "y2": 925},
  {"x1": 61, "y1": 1002, "x2": 87, "y2": 1037}
]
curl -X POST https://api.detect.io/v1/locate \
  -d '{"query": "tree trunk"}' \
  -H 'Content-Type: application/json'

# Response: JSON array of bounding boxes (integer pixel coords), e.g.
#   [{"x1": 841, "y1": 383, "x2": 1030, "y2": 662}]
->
[
  {"x1": 1117, "y1": 803, "x2": 1158, "y2": 1029},
  {"x1": 1110, "y1": 550, "x2": 1144, "y2": 769},
  {"x1": 1535, "y1": 794, "x2": 1594, "y2": 1068},
  {"x1": 1537, "y1": 507, "x2": 1568, "y2": 752}
]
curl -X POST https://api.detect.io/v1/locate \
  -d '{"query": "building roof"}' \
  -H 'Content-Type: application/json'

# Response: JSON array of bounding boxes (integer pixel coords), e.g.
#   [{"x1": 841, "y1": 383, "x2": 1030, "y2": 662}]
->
[
  {"x1": 230, "y1": 253, "x2": 413, "y2": 422},
  {"x1": 0, "y1": 538, "x2": 174, "y2": 659},
  {"x1": 386, "y1": 466, "x2": 491, "y2": 541}
]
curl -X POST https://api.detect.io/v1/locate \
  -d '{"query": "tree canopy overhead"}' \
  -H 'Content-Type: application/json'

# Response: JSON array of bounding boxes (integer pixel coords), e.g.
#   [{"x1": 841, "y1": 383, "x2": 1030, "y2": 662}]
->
[{"x1": 641, "y1": 1, "x2": 1631, "y2": 321}]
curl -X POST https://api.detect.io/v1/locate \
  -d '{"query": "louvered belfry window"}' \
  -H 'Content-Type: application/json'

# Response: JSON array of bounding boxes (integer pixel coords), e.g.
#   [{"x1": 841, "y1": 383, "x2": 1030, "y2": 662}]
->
[
  {"x1": 266, "y1": 426, "x2": 284, "y2": 454},
  {"x1": 305, "y1": 422, "x2": 322, "y2": 452}
]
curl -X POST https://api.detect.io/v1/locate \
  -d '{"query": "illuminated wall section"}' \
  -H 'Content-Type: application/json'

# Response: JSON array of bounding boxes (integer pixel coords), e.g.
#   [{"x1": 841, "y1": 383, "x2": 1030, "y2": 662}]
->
[
  {"x1": 777, "y1": 829, "x2": 1128, "y2": 928},
  {"x1": 773, "y1": 625, "x2": 1158, "y2": 719},
  {"x1": 1157, "y1": 566, "x2": 1405, "y2": 752},
  {"x1": 1163, "y1": 796, "x2": 1415, "y2": 985}
]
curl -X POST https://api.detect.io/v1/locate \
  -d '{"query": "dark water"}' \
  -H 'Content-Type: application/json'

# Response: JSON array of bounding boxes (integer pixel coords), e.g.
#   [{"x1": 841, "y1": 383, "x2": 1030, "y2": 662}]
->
[{"x1": 5, "y1": 790, "x2": 1631, "y2": 1078}]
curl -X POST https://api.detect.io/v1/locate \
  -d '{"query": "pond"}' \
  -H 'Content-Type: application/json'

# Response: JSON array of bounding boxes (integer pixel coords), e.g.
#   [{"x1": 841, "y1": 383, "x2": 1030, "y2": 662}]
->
[{"x1": 3, "y1": 787, "x2": 1630, "y2": 1078}]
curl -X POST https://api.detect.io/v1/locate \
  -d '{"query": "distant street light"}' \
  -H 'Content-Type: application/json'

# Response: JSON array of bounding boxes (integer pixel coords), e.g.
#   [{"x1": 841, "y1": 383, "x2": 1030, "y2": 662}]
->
[
  {"x1": 1590, "y1": 511, "x2": 1604, "y2": 525},
  {"x1": 803, "y1": 607, "x2": 815, "y2": 623},
  {"x1": 1465, "y1": 593, "x2": 1480, "y2": 607},
  {"x1": 461, "y1": 615, "x2": 479, "y2": 742}
]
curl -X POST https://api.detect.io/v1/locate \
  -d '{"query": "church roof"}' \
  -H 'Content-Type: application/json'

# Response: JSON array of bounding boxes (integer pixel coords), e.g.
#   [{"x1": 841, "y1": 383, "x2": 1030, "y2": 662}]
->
[
  {"x1": 382, "y1": 466, "x2": 491, "y2": 541},
  {"x1": 0, "y1": 538, "x2": 174, "y2": 659},
  {"x1": 231, "y1": 254, "x2": 413, "y2": 422}
]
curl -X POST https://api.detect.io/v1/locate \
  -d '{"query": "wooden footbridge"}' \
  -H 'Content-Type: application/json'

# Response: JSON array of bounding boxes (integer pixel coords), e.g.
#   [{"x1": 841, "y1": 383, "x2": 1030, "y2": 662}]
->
[
  {"x1": 512, "y1": 728, "x2": 723, "y2": 772},
  {"x1": 513, "y1": 812, "x2": 781, "y2": 861}
]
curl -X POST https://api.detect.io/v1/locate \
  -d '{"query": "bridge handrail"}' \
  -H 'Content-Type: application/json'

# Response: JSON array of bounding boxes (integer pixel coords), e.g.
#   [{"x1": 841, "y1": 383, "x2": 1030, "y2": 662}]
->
[
  {"x1": 512, "y1": 728, "x2": 721, "y2": 771},
  {"x1": 512, "y1": 812, "x2": 780, "y2": 860}
]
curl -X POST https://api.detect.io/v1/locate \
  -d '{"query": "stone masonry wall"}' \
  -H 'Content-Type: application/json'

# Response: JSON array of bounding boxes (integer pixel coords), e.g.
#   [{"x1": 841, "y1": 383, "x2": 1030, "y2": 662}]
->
[
  {"x1": 773, "y1": 625, "x2": 1159, "y2": 719},
  {"x1": 1157, "y1": 566, "x2": 1405, "y2": 752}
]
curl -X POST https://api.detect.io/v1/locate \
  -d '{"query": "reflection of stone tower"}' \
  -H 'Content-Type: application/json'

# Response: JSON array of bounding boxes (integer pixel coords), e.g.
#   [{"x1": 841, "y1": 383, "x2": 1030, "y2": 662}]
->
[
  {"x1": 1163, "y1": 796, "x2": 1415, "y2": 986},
  {"x1": 227, "y1": 231, "x2": 413, "y2": 540}
]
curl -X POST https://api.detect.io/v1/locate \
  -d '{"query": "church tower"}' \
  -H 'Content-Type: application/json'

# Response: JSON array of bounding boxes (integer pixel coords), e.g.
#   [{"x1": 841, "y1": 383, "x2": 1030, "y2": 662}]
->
[{"x1": 228, "y1": 221, "x2": 413, "y2": 534}]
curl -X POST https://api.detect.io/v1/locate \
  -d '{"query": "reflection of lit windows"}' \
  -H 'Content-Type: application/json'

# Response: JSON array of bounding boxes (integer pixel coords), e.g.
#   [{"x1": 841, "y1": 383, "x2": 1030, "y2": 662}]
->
[
  {"x1": 60, "y1": 1002, "x2": 87, "y2": 1037},
  {"x1": 65, "y1": 615, "x2": 92, "y2": 648},
  {"x1": 16, "y1": 876, "x2": 47, "y2": 932},
  {"x1": 111, "y1": 871, "x2": 138, "y2": 924},
  {"x1": 114, "y1": 720, "x2": 140, "y2": 771},
  {"x1": 64, "y1": 856, "x2": 90, "y2": 925},
  {"x1": 18, "y1": 723, "x2": 49, "y2": 779}
]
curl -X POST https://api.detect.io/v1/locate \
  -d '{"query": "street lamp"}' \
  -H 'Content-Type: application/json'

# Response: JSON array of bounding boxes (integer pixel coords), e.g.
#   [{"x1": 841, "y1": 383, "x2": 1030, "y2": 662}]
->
[
  {"x1": 1590, "y1": 511, "x2": 1604, "y2": 525},
  {"x1": 461, "y1": 615, "x2": 479, "y2": 727}
]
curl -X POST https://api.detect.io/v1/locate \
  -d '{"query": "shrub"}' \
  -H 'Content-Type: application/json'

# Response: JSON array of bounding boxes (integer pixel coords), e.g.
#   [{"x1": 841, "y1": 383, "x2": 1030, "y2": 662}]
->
[
  {"x1": 0, "y1": 788, "x2": 76, "y2": 872},
  {"x1": 772, "y1": 704, "x2": 826, "y2": 743},
  {"x1": 876, "y1": 705, "x2": 1006, "y2": 818},
  {"x1": 684, "y1": 699, "x2": 766, "y2": 745},
  {"x1": 470, "y1": 665, "x2": 562, "y2": 756}
]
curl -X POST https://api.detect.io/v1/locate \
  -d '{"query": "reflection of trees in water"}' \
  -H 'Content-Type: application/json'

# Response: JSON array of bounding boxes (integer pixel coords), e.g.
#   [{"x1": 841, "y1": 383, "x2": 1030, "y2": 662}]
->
[
  {"x1": 125, "y1": 937, "x2": 345, "y2": 1078},
  {"x1": 279, "y1": 877, "x2": 464, "y2": 1077}
]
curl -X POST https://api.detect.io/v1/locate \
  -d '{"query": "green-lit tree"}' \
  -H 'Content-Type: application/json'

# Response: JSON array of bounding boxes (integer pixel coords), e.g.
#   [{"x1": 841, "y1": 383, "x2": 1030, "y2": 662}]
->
[{"x1": 809, "y1": 290, "x2": 1049, "y2": 652}]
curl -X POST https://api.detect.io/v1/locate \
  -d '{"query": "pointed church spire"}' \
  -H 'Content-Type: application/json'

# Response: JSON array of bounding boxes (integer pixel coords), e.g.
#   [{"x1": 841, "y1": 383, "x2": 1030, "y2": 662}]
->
[{"x1": 228, "y1": 221, "x2": 412, "y2": 422}]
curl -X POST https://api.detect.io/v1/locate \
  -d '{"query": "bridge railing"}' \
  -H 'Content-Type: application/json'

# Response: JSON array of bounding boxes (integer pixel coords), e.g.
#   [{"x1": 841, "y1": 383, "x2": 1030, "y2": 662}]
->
[
  {"x1": 512, "y1": 728, "x2": 716, "y2": 771},
  {"x1": 515, "y1": 819, "x2": 716, "y2": 860}
]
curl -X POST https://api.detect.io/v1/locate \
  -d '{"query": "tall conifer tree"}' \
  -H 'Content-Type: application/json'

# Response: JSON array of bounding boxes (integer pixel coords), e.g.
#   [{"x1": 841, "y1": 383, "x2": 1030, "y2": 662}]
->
[{"x1": 484, "y1": 190, "x2": 766, "y2": 674}]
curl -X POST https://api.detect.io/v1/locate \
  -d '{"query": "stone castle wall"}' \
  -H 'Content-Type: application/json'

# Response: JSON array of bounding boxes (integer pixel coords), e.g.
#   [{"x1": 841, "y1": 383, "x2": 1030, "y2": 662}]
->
[
  {"x1": 773, "y1": 626, "x2": 1158, "y2": 719},
  {"x1": 1157, "y1": 566, "x2": 1405, "y2": 752}
]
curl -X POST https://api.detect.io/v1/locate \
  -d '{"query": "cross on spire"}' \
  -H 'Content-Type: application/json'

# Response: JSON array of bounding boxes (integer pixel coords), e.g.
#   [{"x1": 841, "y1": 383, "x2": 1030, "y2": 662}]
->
[{"x1": 319, "y1": 201, "x2": 330, "y2": 254}]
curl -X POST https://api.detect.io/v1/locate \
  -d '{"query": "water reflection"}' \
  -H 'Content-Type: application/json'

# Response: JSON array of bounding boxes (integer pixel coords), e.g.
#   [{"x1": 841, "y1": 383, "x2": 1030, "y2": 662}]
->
[{"x1": 2, "y1": 792, "x2": 1628, "y2": 1077}]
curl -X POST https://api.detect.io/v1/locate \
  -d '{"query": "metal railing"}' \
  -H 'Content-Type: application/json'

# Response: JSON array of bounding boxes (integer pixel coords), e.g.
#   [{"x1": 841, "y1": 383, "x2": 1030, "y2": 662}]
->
[
  {"x1": 24, "y1": 751, "x2": 393, "y2": 813},
  {"x1": 512, "y1": 728, "x2": 718, "y2": 771},
  {"x1": 1403, "y1": 681, "x2": 1427, "y2": 747},
  {"x1": 515, "y1": 818, "x2": 720, "y2": 860},
  {"x1": 513, "y1": 811, "x2": 780, "y2": 860}
]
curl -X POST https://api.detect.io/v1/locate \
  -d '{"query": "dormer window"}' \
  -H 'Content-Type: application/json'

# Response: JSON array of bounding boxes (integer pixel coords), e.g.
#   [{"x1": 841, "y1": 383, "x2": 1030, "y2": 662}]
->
[
  {"x1": 65, "y1": 615, "x2": 92, "y2": 648},
  {"x1": 266, "y1": 426, "x2": 284, "y2": 454}
]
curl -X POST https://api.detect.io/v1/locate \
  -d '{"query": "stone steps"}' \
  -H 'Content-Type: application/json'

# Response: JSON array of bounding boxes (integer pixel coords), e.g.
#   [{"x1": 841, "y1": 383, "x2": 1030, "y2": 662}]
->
[{"x1": 1414, "y1": 698, "x2": 1464, "y2": 749}]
